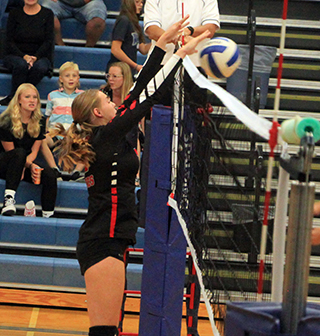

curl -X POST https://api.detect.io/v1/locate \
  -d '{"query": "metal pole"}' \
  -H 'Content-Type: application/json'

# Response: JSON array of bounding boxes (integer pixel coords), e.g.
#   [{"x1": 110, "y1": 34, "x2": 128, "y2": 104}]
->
[
  {"x1": 281, "y1": 181, "x2": 315, "y2": 334},
  {"x1": 271, "y1": 166, "x2": 290, "y2": 302}
]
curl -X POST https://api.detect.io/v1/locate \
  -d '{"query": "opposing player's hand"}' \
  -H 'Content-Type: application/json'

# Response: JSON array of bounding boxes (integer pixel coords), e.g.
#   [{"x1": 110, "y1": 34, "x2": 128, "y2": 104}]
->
[
  {"x1": 176, "y1": 30, "x2": 211, "y2": 58},
  {"x1": 157, "y1": 16, "x2": 190, "y2": 48}
]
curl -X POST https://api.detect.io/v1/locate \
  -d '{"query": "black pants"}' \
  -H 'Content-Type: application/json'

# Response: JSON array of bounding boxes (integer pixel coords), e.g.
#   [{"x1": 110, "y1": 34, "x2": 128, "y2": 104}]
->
[
  {"x1": 3, "y1": 55, "x2": 51, "y2": 97},
  {"x1": 0, "y1": 148, "x2": 57, "y2": 211}
]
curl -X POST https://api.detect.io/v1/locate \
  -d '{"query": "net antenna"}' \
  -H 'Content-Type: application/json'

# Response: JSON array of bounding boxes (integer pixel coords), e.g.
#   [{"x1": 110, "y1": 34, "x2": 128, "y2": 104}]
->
[
  {"x1": 270, "y1": 0, "x2": 290, "y2": 303},
  {"x1": 257, "y1": 0, "x2": 289, "y2": 302},
  {"x1": 171, "y1": 0, "x2": 185, "y2": 196}
]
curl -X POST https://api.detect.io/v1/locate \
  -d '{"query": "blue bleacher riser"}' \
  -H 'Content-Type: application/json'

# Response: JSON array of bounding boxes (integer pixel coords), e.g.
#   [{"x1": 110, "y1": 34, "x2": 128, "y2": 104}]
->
[
  {"x1": 0, "y1": 254, "x2": 143, "y2": 290},
  {"x1": 0, "y1": 179, "x2": 88, "y2": 209},
  {"x1": 104, "y1": 0, "x2": 121, "y2": 12},
  {"x1": 54, "y1": 46, "x2": 147, "y2": 72},
  {"x1": 54, "y1": 45, "x2": 111, "y2": 71},
  {"x1": 60, "y1": 18, "x2": 115, "y2": 42},
  {"x1": 0, "y1": 216, "x2": 81, "y2": 246},
  {"x1": 0, "y1": 214, "x2": 145, "y2": 248},
  {"x1": 0, "y1": 73, "x2": 105, "y2": 100}
]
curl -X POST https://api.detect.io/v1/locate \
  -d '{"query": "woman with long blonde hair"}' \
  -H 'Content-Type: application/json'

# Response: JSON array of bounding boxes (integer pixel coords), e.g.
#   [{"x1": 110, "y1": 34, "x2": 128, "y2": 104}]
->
[
  {"x1": 101, "y1": 61, "x2": 133, "y2": 108},
  {"x1": 56, "y1": 18, "x2": 209, "y2": 336},
  {"x1": 0, "y1": 83, "x2": 58, "y2": 217}
]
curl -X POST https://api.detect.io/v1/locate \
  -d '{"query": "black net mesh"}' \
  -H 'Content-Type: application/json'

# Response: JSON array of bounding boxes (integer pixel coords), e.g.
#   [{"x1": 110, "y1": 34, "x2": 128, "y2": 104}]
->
[{"x1": 174, "y1": 102, "x2": 276, "y2": 334}]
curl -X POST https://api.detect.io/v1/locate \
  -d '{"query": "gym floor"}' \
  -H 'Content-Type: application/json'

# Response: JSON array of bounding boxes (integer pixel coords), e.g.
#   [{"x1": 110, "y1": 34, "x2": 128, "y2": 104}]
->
[{"x1": 0, "y1": 287, "x2": 220, "y2": 336}]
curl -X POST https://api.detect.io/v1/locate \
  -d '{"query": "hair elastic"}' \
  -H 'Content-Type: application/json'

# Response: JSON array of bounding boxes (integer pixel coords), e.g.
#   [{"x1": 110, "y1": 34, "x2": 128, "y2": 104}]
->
[{"x1": 73, "y1": 121, "x2": 82, "y2": 133}]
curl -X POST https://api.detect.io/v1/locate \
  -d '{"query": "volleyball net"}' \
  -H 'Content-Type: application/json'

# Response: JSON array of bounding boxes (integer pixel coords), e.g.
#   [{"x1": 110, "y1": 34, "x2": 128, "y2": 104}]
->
[
  {"x1": 138, "y1": 53, "x2": 282, "y2": 336},
  {"x1": 170, "y1": 61, "x2": 277, "y2": 335}
]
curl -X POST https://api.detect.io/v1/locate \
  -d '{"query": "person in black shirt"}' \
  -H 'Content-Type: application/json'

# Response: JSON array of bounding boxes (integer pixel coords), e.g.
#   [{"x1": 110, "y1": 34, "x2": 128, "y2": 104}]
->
[
  {"x1": 0, "y1": 0, "x2": 54, "y2": 106},
  {"x1": 0, "y1": 83, "x2": 58, "y2": 217},
  {"x1": 56, "y1": 17, "x2": 210, "y2": 336},
  {"x1": 107, "y1": 0, "x2": 150, "y2": 77}
]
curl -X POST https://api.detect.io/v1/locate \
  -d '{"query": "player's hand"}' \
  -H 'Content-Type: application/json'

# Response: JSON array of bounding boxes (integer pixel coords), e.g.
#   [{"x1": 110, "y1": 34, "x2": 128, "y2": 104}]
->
[
  {"x1": 157, "y1": 15, "x2": 190, "y2": 46},
  {"x1": 176, "y1": 30, "x2": 211, "y2": 58}
]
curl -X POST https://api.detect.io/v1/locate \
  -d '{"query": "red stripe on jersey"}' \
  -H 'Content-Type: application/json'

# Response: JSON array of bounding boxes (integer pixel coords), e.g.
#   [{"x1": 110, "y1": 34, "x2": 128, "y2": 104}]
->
[
  {"x1": 130, "y1": 100, "x2": 137, "y2": 110},
  {"x1": 120, "y1": 108, "x2": 127, "y2": 117},
  {"x1": 110, "y1": 187, "x2": 118, "y2": 237}
]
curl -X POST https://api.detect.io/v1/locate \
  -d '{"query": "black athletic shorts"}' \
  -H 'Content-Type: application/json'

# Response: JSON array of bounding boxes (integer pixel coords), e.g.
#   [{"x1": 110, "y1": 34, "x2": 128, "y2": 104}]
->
[{"x1": 76, "y1": 237, "x2": 130, "y2": 275}]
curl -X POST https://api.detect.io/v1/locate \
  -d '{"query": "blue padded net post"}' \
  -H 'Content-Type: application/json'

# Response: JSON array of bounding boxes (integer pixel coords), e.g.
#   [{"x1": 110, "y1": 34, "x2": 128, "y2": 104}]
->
[{"x1": 139, "y1": 106, "x2": 187, "y2": 336}]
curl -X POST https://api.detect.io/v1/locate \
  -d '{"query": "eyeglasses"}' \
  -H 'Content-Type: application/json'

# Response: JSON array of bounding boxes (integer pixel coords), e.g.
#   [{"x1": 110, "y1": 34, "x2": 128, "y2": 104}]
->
[{"x1": 105, "y1": 74, "x2": 123, "y2": 80}]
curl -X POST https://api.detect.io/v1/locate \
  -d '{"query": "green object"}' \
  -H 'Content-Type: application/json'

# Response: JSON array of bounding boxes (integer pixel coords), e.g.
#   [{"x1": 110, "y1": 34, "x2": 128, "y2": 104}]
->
[{"x1": 296, "y1": 117, "x2": 320, "y2": 142}]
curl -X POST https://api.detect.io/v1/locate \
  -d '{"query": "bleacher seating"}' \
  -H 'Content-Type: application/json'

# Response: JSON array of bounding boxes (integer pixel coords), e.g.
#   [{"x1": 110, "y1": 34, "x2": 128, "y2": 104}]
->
[
  {"x1": 0, "y1": 0, "x2": 148, "y2": 293},
  {"x1": 0, "y1": 179, "x2": 145, "y2": 290}
]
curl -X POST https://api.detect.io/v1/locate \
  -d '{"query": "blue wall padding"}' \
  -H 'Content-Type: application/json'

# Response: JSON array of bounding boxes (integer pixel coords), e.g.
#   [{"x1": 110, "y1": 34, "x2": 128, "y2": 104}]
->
[
  {"x1": 139, "y1": 105, "x2": 187, "y2": 336},
  {"x1": 225, "y1": 302, "x2": 320, "y2": 336}
]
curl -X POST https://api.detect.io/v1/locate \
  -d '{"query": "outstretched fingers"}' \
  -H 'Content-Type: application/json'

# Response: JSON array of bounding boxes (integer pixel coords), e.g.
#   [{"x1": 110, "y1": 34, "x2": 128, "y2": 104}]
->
[
  {"x1": 181, "y1": 30, "x2": 211, "y2": 55},
  {"x1": 159, "y1": 15, "x2": 190, "y2": 45}
]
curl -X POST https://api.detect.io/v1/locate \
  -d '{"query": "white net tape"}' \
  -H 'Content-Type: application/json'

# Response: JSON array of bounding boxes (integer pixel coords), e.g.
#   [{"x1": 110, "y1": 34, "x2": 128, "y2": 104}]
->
[
  {"x1": 182, "y1": 56, "x2": 273, "y2": 141},
  {"x1": 168, "y1": 196, "x2": 221, "y2": 336}
]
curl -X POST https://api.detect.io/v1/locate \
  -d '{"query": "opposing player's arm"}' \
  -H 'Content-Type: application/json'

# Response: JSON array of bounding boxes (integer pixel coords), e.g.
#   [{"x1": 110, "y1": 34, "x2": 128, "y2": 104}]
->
[
  {"x1": 183, "y1": 23, "x2": 218, "y2": 39},
  {"x1": 145, "y1": 25, "x2": 165, "y2": 42}
]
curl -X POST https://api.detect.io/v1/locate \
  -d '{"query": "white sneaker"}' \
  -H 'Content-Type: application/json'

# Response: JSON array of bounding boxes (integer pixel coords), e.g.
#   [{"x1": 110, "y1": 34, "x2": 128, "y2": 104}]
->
[
  {"x1": 24, "y1": 200, "x2": 36, "y2": 217},
  {"x1": 1, "y1": 195, "x2": 16, "y2": 216}
]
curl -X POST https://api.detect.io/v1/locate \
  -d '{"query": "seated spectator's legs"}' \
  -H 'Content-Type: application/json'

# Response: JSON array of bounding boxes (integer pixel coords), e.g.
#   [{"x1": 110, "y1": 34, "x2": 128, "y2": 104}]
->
[
  {"x1": 0, "y1": 148, "x2": 27, "y2": 191},
  {"x1": 27, "y1": 57, "x2": 51, "y2": 87},
  {"x1": 73, "y1": 0, "x2": 107, "y2": 47},
  {"x1": 39, "y1": 165, "x2": 57, "y2": 212},
  {"x1": 53, "y1": 16, "x2": 64, "y2": 46},
  {"x1": 22, "y1": 163, "x2": 57, "y2": 214},
  {"x1": 3, "y1": 55, "x2": 29, "y2": 97},
  {"x1": 39, "y1": 0, "x2": 73, "y2": 45}
]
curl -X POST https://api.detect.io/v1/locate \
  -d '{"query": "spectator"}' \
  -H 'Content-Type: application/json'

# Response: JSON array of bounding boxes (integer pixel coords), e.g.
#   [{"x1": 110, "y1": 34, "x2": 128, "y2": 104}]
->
[
  {"x1": 39, "y1": 0, "x2": 107, "y2": 47},
  {"x1": 0, "y1": 83, "x2": 58, "y2": 217},
  {"x1": 45, "y1": 61, "x2": 83, "y2": 146},
  {"x1": 45, "y1": 61, "x2": 85, "y2": 179},
  {"x1": 107, "y1": 0, "x2": 150, "y2": 77},
  {"x1": 101, "y1": 62, "x2": 141, "y2": 185},
  {"x1": 0, "y1": 0, "x2": 54, "y2": 106},
  {"x1": 143, "y1": 0, "x2": 220, "y2": 107},
  {"x1": 55, "y1": 18, "x2": 209, "y2": 336},
  {"x1": 101, "y1": 61, "x2": 133, "y2": 108}
]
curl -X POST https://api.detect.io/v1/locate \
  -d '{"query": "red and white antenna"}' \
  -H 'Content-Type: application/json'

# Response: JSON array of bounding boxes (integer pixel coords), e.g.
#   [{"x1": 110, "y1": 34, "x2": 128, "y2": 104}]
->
[{"x1": 257, "y1": 0, "x2": 288, "y2": 302}]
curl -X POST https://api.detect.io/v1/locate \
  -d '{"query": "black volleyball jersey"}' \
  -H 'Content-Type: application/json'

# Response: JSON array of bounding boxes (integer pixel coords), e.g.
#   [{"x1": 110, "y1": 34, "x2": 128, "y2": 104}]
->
[{"x1": 78, "y1": 46, "x2": 183, "y2": 244}]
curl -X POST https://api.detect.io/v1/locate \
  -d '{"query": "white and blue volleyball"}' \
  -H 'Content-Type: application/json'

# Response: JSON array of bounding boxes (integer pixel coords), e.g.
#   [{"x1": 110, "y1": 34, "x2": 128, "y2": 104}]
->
[{"x1": 200, "y1": 37, "x2": 241, "y2": 79}]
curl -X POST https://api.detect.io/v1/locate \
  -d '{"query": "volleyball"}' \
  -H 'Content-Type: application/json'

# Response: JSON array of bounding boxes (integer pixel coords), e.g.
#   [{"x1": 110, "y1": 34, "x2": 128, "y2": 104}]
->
[{"x1": 200, "y1": 37, "x2": 241, "y2": 79}]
